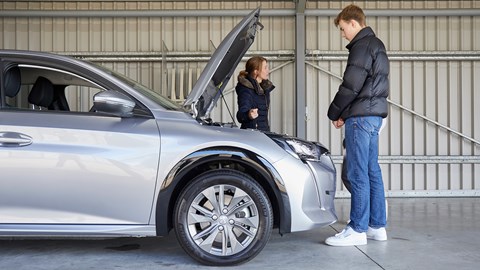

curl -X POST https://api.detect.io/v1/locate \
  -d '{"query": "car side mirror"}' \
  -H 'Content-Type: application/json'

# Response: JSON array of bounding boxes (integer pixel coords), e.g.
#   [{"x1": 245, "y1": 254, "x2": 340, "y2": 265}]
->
[{"x1": 92, "y1": 91, "x2": 135, "y2": 117}]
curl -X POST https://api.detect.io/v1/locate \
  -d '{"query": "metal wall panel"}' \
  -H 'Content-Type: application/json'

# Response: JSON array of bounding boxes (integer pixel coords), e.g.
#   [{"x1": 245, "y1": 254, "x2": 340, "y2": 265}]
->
[
  {"x1": 0, "y1": 1, "x2": 479, "y2": 196},
  {"x1": 304, "y1": 1, "x2": 480, "y2": 196}
]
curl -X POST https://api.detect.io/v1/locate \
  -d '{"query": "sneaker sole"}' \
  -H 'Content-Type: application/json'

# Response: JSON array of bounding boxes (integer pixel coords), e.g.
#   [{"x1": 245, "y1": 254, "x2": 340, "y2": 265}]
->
[
  {"x1": 367, "y1": 235, "x2": 387, "y2": 241},
  {"x1": 325, "y1": 239, "x2": 367, "y2": 246}
]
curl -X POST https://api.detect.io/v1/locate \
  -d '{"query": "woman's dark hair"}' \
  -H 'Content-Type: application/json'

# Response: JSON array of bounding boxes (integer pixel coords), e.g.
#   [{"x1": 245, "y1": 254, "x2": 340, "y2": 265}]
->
[{"x1": 239, "y1": 56, "x2": 267, "y2": 78}]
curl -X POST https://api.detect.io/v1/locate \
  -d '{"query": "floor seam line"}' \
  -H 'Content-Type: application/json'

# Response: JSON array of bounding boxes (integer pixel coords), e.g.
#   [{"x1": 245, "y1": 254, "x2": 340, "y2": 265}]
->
[{"x1": 329, "y1": 225, "x2": 386, "y2": 270}]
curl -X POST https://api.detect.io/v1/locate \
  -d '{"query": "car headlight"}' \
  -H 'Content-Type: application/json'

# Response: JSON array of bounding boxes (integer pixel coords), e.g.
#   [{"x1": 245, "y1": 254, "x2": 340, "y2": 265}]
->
[{"x1": 268, "y1": 133, "x2": 330, "y2": 161}]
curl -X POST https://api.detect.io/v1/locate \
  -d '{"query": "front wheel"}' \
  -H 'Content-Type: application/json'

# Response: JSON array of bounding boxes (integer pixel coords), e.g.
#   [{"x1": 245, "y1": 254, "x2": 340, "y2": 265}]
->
[{"x1": 173, "y1": 169, "x2": 273, "y2": 266}]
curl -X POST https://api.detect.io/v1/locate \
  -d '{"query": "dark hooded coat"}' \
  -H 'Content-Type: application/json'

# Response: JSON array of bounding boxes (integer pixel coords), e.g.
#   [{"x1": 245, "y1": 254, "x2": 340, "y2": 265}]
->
[{"x1": 235, "y1": 74, "x2": 275, "y2": 131}]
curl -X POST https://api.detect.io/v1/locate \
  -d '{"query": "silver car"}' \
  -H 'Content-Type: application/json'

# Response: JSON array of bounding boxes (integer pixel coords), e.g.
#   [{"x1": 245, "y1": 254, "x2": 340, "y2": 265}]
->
[{"x1": 0, "y1": 8, "x2": 336, "y2": 266}]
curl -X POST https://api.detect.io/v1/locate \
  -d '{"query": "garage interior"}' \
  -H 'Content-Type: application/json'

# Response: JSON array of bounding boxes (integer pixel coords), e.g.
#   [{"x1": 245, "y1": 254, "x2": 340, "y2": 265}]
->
[{"x1": 1, "y1": 1, "x2": 479, "y2": 269}]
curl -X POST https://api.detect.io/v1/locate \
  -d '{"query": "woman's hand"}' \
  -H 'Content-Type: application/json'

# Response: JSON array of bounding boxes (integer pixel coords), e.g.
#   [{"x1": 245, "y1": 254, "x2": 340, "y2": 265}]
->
[{"x1": 248, "y1": 108, "x2": 259, "y2": 119}]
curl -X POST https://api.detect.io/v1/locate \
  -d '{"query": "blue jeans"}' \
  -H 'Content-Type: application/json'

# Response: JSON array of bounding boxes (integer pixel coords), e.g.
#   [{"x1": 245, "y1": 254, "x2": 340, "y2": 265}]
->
[{"x1": 345, "y1": 116, "x2": 386, "y2": 232}]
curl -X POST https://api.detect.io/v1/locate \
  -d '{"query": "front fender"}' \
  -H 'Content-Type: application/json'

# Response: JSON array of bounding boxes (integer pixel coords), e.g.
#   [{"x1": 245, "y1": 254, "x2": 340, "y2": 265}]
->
[{"x1": 155, "y1": 146, "x2": 291, "y2": 236}]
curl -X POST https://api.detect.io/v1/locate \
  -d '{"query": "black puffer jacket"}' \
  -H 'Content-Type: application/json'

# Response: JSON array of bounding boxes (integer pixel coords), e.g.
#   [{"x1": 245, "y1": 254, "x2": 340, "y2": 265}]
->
[
  {"x1": 328, "y1": 27, "x2": 389, "y2": 121},
  {"x1": 235, "y1": 74, "x2": 275, "y2": 131}
]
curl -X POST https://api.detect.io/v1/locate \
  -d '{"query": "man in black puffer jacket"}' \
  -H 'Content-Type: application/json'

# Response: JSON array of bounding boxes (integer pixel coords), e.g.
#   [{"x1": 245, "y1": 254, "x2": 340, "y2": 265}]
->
[
  {"x1": 325, "y1": 4, "x2": 389, "y2": 247},
  {"x1": 235, "y1": 56, "x2": 275, "y2": 132}
]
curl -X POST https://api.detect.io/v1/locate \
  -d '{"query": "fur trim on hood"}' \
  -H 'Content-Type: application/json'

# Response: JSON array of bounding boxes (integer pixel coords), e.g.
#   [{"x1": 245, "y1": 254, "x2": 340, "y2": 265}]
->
[{"x1": 237, "y1": 74, "x2": 274, "y2": 95}]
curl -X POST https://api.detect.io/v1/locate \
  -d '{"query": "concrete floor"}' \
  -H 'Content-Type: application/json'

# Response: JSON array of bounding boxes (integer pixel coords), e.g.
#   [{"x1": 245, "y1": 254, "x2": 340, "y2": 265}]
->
[{"x1": 1, "y1": 197, "x2": 479, "y2": 270}]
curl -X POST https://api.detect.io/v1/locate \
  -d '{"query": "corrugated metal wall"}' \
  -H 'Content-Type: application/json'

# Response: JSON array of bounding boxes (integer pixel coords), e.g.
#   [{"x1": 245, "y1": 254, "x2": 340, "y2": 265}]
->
[
  {"x1": 305, "y1": 1, "x2": 480, "y2": 197},
  {"x1": 1, "y1": 1, "x2": 479, "y2": 197}
]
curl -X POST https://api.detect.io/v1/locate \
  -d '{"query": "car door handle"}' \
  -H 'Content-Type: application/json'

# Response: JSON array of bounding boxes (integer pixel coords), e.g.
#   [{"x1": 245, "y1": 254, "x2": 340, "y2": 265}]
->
[{"x1": 0, "y1": 132, "x2": 33, "y2": 147}]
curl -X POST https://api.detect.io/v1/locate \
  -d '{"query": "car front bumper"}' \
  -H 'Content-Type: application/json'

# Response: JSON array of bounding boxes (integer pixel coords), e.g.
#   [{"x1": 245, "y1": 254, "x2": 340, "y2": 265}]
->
[{"x1": 273, "y1": 153, "x2": 337, "y2": 232}]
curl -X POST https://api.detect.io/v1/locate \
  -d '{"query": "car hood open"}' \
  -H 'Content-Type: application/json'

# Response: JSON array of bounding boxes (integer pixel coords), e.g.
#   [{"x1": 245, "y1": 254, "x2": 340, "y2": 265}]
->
[{"x1": 183, "y1": 8, "x2": 261, "y2": 119}]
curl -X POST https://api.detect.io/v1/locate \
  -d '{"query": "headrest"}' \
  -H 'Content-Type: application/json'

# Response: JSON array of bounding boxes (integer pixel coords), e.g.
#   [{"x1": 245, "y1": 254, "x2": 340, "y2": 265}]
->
[
  {"x1": 28, "y1": 76, "x2": 54, "y2": 108},
  {"x1": 4, "y1": 66, "x2": 21, "y2": 98}
]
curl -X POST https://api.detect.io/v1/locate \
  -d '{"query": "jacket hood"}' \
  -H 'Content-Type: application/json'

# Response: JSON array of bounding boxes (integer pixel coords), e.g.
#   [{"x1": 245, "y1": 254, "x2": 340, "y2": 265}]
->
[
  {"x1": 183, "y1": 8, "x2": 262, "y2": 119},
  {"x1": 237, "y1": 74, "x2": 274, "y2": 95}
]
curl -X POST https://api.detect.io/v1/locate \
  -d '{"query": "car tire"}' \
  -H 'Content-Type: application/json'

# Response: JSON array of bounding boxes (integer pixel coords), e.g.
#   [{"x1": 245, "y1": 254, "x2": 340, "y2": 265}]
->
[{"x1": 173, "y1": 169, "x2": 273, "y2": 266}]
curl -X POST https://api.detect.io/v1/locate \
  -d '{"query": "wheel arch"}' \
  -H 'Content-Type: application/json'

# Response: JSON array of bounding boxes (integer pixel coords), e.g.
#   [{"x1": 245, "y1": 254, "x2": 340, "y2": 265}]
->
[{"x1": 155, "y1": 146, "x2": 291, "y2": 236}]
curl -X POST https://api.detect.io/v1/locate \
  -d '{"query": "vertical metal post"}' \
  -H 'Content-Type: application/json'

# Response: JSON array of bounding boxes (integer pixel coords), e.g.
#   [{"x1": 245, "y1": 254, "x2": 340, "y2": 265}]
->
[
  {"x1": 161, "y1": 41, "x2": 168, "y2": 96},
  {"x1": 295, "y1": 1, "x2": 306, "y2": 139}
]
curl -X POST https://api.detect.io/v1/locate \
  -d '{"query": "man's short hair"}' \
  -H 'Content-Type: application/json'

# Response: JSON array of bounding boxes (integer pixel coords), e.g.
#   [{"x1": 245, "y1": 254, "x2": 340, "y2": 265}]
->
[{"x1": 334, "y1": 4, "x2": 366, "y2": 27}]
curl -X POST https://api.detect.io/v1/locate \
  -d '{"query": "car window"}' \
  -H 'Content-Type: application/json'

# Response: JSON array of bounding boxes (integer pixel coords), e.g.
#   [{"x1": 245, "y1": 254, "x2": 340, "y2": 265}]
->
[
  {"x1": 3, "y1": 64, "x2": 104, "y2": 113},
  {"x1": 91, "y1": 62, "x2": 184, "y2": 111},
  {"x1": 64, "y1": 85, "x2": 102, "y2": 113}
]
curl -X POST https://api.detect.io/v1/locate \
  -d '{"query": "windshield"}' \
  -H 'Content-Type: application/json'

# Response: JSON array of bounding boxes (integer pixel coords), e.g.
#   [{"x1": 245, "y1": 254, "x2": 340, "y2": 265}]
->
[{"x1": 93, "y1": 63, "x2": 184, "y2": 111}]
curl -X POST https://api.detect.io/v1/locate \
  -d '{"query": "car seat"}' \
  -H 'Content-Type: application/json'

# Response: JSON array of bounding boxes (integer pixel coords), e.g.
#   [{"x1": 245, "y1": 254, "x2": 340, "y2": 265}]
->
[
  {"x1": 4, "y1": 66, "x2": 21, "y2": 107},
  {"x1": 28, "y1": 76, "x2": 54, "y2": 110}
]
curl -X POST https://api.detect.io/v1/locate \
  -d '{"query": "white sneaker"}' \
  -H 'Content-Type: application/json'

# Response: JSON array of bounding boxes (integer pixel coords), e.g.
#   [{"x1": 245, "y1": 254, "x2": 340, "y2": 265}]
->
[
  {"x1": 325, "y1": 226, "x2": 367, "y2": 246},
  {"x1": 366, "y1": 227, "x2": 387, "y2": 241}
]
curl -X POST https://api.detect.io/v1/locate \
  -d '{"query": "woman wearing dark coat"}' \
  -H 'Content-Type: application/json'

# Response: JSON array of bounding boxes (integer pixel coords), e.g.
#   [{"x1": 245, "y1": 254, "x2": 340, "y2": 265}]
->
[{"x1": 235, "y1": 56, "x2": 275, "y2": 132}]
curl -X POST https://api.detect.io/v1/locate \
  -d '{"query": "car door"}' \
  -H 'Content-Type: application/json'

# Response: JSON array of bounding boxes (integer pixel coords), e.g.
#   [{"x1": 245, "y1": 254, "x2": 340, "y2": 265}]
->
[
  {"x1": 0, "y1": 110, "x2": 161, "y2": 225},
  {"x1": 0, "y1": 64, "x2": 161, "y2": 225}
]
